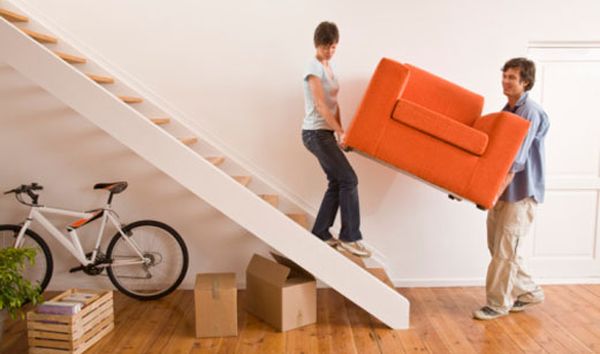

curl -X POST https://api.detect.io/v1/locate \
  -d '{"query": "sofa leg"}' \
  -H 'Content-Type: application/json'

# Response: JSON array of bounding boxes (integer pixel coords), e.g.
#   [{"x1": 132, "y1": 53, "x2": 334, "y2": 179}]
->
[
  {"x1": 476, "y1": 204, "x2": 487, "y2": 211},
  {"x1": 448, "y1": 194, "x2": 462, "y2": 202}
]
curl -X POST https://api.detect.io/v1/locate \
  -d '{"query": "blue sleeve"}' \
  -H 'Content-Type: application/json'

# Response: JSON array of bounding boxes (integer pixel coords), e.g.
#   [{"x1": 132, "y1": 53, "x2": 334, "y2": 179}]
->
[
  {"x1": 304, "y1": 59, "x2": 323, "y2": 81},
  {"x1": 510, "y1": 107, "x2": 542, "y2": 173}
]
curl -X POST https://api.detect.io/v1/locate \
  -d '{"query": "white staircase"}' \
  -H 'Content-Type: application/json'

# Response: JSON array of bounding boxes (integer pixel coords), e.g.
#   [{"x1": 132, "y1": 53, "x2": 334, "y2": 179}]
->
[{"x1": 0, "y1": 3, "x2": 410, "y2": 329}]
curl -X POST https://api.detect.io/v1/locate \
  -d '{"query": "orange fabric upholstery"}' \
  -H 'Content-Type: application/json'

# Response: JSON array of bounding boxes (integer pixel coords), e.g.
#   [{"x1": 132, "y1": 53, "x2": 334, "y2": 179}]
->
[
  {"x1": 345, "y1": 58, "x2": 530, "y2": 209},
  {"x1": 391, "y1": 98, "x2": 489, "y2": 156}
]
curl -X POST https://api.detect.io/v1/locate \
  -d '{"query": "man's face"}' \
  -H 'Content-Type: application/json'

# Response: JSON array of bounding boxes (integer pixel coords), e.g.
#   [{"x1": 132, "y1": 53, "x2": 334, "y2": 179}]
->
[{"x1": 502, "y1": 67, "x2": 528, "y2": 99}]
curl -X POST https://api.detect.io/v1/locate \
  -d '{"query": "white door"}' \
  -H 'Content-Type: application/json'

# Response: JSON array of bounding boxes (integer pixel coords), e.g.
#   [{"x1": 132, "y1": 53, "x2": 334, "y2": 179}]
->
[{"x1": 524, "y1": 45, "x2": 600, "y2": 280}]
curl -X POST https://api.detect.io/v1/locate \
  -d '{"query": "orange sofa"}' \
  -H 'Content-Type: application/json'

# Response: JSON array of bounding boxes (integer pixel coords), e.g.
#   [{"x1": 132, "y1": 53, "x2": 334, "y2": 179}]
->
[{"x1": 344, "y1": 58, "x2": 530, "y2": 209}]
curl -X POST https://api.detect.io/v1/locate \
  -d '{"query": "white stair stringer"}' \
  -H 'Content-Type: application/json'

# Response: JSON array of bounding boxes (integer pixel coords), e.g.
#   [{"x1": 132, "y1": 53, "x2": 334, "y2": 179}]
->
[{"x1": 0, "y1": 17, "x2": 409, "y2": 329}]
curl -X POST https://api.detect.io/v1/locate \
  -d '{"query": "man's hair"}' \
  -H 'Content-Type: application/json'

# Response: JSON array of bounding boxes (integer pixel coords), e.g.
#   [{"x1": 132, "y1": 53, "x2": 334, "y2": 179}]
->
[
  {"x1": 502, "y1": 57, "x2": 536, "y2": 91},
  {"x1": 314, "y1": 21, "x2": 339, "y2": 47}
]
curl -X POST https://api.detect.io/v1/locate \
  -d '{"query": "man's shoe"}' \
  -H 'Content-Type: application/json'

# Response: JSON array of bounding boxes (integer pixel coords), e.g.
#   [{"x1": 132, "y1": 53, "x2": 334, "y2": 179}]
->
[
  {"x1": 510, "y1": 299, "x2": 543, "y2": 312},
  {"x1": 473, "y1": 306, "x2": 507, "y2": 320},
  {"x1": 338, "y1": 241, "x2": 372, "y2": 258},
  {"x1": 325, "y1": 238, "x2": 340, "y2": 247}
]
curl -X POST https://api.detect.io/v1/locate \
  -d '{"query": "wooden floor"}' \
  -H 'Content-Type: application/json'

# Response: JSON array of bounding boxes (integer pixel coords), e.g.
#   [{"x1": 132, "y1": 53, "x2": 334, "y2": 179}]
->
[{"x1": 2, "y1": 285, "x2": 600, "y2": 353}]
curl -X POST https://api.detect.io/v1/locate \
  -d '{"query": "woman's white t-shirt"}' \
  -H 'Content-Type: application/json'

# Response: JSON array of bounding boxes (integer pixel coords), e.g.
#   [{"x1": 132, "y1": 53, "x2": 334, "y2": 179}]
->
[{"x1": 302, "y1": 57, "x2": 339, "y2": 130}]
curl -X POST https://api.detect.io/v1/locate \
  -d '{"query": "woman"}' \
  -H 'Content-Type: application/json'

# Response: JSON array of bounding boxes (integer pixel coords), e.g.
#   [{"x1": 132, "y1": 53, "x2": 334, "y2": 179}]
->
[{"x1": 302, "y1": 21, "x2": 370, "y2": 257}]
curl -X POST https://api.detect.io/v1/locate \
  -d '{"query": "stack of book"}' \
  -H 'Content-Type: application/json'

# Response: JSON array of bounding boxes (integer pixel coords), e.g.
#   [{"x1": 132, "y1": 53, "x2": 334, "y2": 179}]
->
[{"x1": 36, "y1": 292, "x2": 99, "y2": 316}]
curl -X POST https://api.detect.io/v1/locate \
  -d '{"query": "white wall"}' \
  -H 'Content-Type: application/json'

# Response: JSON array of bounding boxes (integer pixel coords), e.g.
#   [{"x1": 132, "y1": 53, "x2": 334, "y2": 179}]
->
[{"x1": 2, "y1": 0, "x2": 600, "y2": 289}]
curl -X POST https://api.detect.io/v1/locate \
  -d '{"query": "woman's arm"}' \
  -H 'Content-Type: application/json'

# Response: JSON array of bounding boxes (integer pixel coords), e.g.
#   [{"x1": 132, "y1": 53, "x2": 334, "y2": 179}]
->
[
  {"x1": 307, "y1": 76, "x2": 343, "y2": 134},
  {"x1": 335, "y1": 104, "x2": 347, "y2": 147}
]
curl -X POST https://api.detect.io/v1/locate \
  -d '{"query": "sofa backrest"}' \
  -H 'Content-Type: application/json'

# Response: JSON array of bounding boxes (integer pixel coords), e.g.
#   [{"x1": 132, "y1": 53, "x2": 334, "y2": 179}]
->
[{"x1": 401, "y1": 64, "x2": 484, "y2": 126}]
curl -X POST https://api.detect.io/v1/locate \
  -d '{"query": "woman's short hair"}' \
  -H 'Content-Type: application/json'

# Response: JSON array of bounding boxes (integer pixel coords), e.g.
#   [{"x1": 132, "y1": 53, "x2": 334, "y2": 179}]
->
[
  {"x1": 502, "y1": 57, "x2": 536, "y2": 91},
  {"x1": 314, "y1": 21, "x2": 339, "y2": 47}
]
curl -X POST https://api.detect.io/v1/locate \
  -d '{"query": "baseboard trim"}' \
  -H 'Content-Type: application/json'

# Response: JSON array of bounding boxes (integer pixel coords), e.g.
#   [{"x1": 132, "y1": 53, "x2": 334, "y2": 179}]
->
[{"x1": 391, "y1": 277, "x2": 600, "y2": 288}]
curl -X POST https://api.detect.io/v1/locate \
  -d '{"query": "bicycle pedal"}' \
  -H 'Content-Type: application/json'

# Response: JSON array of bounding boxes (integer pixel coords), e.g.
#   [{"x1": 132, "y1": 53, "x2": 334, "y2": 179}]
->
[{"x1": 69, "y1": 265, "x2": 85, "y2": 273}]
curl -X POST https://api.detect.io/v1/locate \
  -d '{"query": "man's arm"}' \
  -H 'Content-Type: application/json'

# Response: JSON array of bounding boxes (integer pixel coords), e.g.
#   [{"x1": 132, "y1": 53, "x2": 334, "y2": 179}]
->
[
  {"x1": 510, "y1": 108, "x2": 542, "y2": 173},
  {"x1": 493, "y1": 172, "x2": 515, "y2": 206}
]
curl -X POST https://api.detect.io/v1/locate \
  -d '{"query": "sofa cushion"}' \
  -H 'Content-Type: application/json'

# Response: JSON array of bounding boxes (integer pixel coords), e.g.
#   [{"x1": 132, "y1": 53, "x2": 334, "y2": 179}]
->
[{"x1": 391, "y1": 98, "x2": 489, "y2": 156}]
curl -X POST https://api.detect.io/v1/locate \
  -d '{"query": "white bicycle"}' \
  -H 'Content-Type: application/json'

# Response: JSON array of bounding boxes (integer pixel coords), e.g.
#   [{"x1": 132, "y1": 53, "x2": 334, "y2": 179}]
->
[{"x1": 0, "y1": 182, "x2": 189, "y2": 300}]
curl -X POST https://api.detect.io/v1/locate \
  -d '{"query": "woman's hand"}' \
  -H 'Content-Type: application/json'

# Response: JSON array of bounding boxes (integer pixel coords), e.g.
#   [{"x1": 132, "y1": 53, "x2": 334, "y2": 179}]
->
[{"x1": 337, "y1": 131, "x2": 347, "y2": 149}]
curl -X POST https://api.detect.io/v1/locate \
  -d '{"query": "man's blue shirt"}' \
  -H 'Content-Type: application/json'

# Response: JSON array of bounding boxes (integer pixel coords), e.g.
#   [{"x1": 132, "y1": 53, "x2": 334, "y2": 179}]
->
[{"x1": 500, "y1": 92, "x2": 550, "y2": 203}]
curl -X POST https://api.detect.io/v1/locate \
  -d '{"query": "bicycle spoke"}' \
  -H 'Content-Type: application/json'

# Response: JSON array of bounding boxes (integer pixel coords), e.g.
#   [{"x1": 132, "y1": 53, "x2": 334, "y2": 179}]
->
[{"x1": 107, "y1": 220, "x2": 188, "y2": 300}]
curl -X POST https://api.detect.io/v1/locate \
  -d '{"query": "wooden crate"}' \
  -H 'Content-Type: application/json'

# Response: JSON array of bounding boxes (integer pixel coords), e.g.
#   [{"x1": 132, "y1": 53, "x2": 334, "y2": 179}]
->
[{"x1": 27, "y1": 289, "x2": 114, "y2": 354}]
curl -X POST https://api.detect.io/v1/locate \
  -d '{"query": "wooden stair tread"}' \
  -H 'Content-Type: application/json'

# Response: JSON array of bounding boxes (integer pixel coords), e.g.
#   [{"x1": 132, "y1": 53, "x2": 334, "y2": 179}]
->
[
  {"x1": 367, "y1": 268, "x2": 395, "y2": 289},
  {"x1": 54, "y1": 51, "x2": 86, "y2": 64},
  {"x1": 260, "y1": 194, "x2": 279, "y2": 208},
  {"x1": 286, "y1": 213, "x2": 308, "y2": 229},
  {"x1": 118, "y1": 95, "x2": 143, "y2": 104},
  {"x1": 179, "y1": 137, "x2": 198, "y2": 146},
  {"x1": 340, "y1": 251, "x2": 367, "y2": 268},
  {"x1": 87, "y1": 74, "x2": 114, "y2": 84},
  {"x1": 233, "y1": 176, "x2": 252, "y2": 186},
  {"x1": 0, "y1": 8, "x2": 29, "y2": 22},
  {"x1": 150, "y1": 118, "x2": 170, "y2": 125},
  {"x1": 22, "y1": 28, "x2": 57, "y2": 44},
  {"x1": 206, "y1": 156, "x2": 225, "y2": 166}
]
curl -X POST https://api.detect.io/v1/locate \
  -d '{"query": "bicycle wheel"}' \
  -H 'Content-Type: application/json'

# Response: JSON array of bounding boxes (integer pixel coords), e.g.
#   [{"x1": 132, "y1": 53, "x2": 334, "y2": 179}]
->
[
  {"x1": 106, "y1": 220, "x2": 188, "y2": 300},
  {"x1": 0, "y1": 224, "x2": 53, "y2": 292}
]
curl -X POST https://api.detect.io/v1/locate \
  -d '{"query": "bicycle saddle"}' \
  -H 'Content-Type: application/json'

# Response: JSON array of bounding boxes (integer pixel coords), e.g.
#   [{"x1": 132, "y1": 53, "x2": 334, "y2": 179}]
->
[{"x1": 94, "y1": 182, "x2": 128, "y2": 194}]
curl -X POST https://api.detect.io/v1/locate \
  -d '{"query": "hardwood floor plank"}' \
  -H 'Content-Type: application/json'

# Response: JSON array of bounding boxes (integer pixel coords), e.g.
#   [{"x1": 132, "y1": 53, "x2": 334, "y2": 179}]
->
[
  {"x1": 142, "y1": 291, "x2": 196, "y2": 354},
  {"x1": 315, "y1": 289, "x2": 335, "y2": 354},
  {"x1": 323, "y1": 290, "x2": 359, "y2": 354},
  {"x1": 462, "y1": 287, "x2": 540, "y2": 353},
  {"x1": 5, "y1": 286, "x2": 600, "y2": 353},
  {"x1": 85, "y1": 292, "x2": 143, "y2": 354},
  {"x1": 389, "y1": 288, "x2": 432, "y2": 353},
  {"x1": 542, "y1": 286, "x2": 600, "y2": 352},
  {"x1": 216, "y1": 291, "x2": 247, "y2": 354},
  {"x1": 403, "y1": 288, "x2": 450, "y2": 353},
  {"x1": 285, "y1": 323, "x2": 319, "y2": 354},
  {"x1": 502, "y1": 295, "x2": 575, "y2": 353},
  {"x1": 368, "y1": 288, "x2": 426, "y2": 354},
  {"x1": 417, "y1": 287, "x2": 478, "y2": 353},
  {"x1": 234, "y1": 290, "x2": 284, "y2": 354},
  {"x1": 344, "y1": 295, "x2": 382, "y2": 354},
  {"x1": 120, "y1": 291, "x2": 190, "y2": 354},
  {"x1": 582, "y1": 284, "x2": 600, "y2": 298},
  {"x1": 442, "y1": 287, "x2": 523, "y2": 353},
  {"x1": 233, "y1": 314, "x2": 284, "y2": 354}
]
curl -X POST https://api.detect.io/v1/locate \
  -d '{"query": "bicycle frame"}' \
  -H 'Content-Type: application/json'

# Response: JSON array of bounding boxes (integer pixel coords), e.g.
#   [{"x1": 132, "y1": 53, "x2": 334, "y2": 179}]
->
[{"x1": 14, "y1": 203, "x2": 147, "y2": 268}]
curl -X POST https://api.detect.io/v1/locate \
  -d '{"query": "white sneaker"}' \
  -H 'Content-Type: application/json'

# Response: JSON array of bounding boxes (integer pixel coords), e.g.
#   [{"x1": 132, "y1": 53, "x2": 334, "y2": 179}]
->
[
  {"x1": 510, "y1": 299, "x2": 543, "y2": 312},
  {"x1": 338, "y1": 241, "x2": 372, "y2": 258},
  {"x1": 325, "y1": 238, "x2": 339, "y2": 247},
  {"x1": 473, "y1": 306, "x2": 507, "y2": 320}
]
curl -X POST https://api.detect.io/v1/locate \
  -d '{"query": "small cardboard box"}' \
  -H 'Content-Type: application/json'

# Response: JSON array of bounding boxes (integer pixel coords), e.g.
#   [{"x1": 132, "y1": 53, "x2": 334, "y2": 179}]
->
[
  {"x1": 245, "y1": 254, "x2": 316, "y2": 332},
  {"x1": 194, "y1": 273, "x2": 238, "y2": 338}
]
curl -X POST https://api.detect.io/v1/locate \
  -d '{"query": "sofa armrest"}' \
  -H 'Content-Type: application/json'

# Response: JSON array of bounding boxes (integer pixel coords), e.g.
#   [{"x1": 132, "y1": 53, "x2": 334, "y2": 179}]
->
[
  {"x1": 466, "y1": 112, "x2": 531, "y2": 208},
  {"x1": 402, "y1": 64, "x2": 484, "y2": 126},
  {"x1": 345, "y1": 58, "x2": 410, "y2": 154},
  {"x1": 391, "y1": 98, "x2": 489, "y2": 156}
]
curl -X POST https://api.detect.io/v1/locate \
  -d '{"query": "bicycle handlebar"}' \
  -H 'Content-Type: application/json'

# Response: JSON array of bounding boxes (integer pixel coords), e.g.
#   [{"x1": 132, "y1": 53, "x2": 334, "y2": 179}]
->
[{"x1": 4, "y1": 183, "x2": 43, "y2": 205}]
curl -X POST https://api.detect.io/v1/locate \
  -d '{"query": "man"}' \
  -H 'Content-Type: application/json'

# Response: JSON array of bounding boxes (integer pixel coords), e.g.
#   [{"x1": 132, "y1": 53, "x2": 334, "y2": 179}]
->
[{"x1": 474, "y1": 57, "x2": 550, "y2": 320}]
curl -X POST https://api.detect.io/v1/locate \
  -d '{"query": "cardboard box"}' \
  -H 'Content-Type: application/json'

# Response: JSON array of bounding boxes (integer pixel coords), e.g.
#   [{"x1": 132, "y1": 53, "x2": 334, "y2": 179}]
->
[
  {"x1": 194, "y1": 273, "x2": 238, "y2": 338},
  {"x1": 245, "y1": 253, "x2": 316, "y2": 332}
]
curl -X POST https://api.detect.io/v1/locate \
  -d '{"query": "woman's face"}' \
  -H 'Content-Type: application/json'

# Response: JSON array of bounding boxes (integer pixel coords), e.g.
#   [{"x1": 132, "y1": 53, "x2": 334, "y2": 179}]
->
[{"x1": 316, "y1": 43, "x2": 338, "y2": 61}]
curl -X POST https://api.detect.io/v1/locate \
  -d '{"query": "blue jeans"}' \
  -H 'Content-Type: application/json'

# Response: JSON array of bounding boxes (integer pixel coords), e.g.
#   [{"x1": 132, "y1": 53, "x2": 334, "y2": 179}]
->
[{"x1": 302, "y1": 129, "x2": 362, "y2": 242}]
